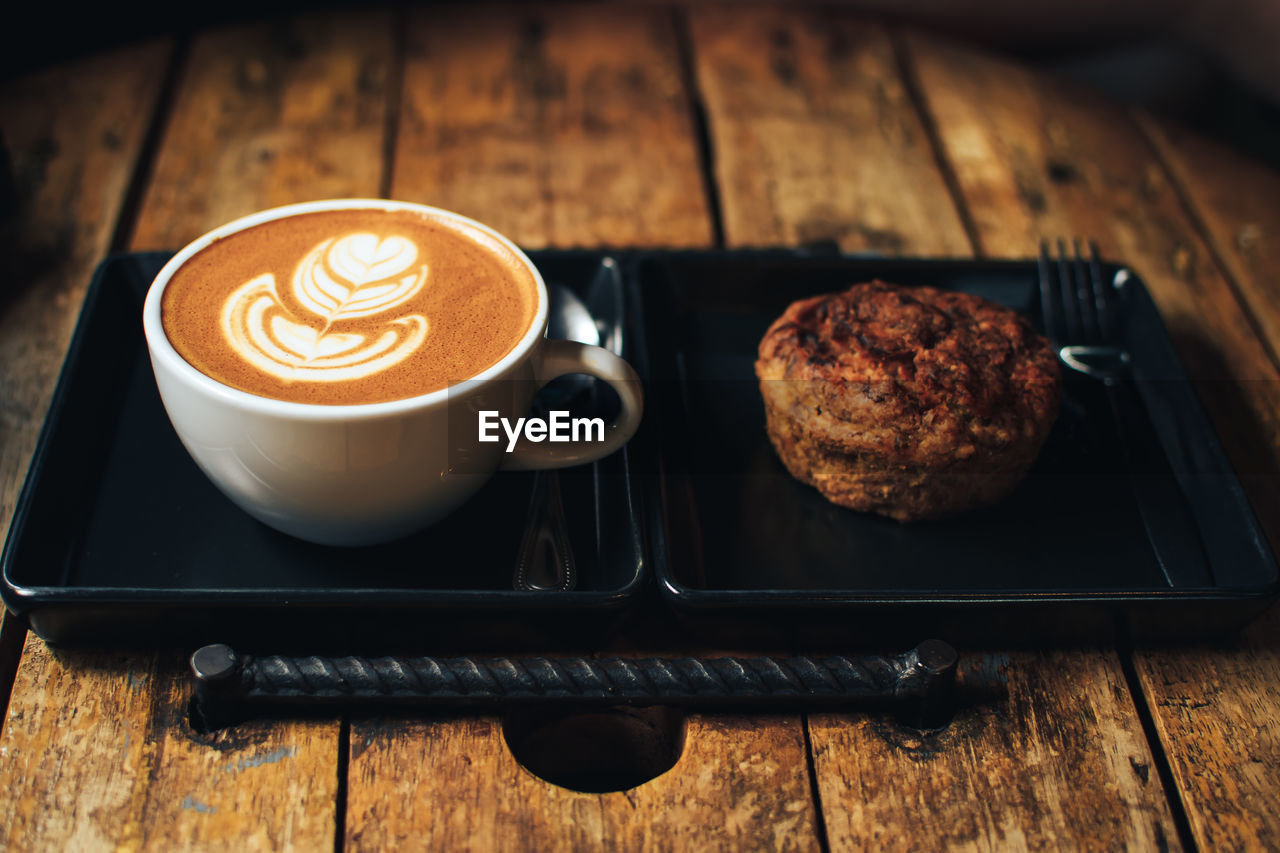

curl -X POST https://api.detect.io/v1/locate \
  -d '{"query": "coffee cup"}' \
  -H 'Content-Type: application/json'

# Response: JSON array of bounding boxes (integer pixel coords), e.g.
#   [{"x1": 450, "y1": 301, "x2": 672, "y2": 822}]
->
[{"x1": 142, "y1": 199, "x2": 643, "y2": 546}]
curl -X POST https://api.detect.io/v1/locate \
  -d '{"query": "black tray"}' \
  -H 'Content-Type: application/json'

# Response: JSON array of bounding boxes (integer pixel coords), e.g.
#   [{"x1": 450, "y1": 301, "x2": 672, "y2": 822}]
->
[
  {"x1": 1, "y1": 252, "x2": 645, "y2": 651},
  {"x1": 631, "y1": 251, "x2": 1279, "y2": 644},
  {"x1": 6, "y1": 249, "x2": 1276, "y2": 653}
]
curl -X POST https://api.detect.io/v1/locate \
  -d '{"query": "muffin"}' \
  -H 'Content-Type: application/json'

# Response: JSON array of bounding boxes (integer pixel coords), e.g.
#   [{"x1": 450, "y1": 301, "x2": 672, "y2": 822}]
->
[{"x1": 755, "y1": 280, "x2": 1060, "y2": 521}]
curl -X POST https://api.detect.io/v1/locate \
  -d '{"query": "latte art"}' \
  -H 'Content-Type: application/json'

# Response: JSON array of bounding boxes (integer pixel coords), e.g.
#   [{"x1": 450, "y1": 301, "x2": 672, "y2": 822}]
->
[
  {"x1": 161, "y1": 207, "x2": 538, "y2": 405},
  {"x1": 222, "y1": 233, "x2": 429, "y2": 382},
  {"x1": 294, "y1": 234, "x2": 424, "y2": 320}
]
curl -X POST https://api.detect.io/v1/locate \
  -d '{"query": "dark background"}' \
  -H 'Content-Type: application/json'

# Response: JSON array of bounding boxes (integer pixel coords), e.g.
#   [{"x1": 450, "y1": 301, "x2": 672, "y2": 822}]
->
[{"x1": 4, "y1": 1, "x2": 1279, "y2": 171}]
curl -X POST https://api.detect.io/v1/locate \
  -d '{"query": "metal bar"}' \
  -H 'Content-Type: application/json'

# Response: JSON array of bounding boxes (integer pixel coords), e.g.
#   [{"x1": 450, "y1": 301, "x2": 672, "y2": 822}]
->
[{"x1": 190, "y1": 640, "x2": 959, "y2": 730}]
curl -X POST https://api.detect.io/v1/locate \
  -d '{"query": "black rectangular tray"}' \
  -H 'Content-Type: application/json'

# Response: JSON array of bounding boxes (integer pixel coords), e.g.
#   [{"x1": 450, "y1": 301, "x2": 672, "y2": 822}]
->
[
  {"x1": 6, "y1": 249, "x2": 1276, "y2": 653},
  {"x1": 631, "y1": 251, "x2": 1279, "y2": 644},
  {"x1": 1, "y1": 251, "x2": 646, "y2": 651}
]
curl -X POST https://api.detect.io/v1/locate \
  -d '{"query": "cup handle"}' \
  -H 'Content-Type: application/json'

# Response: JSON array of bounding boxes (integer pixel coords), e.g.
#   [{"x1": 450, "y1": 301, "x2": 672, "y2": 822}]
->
[{"x1": 500, "y1": 339, "x2": 644, "y2": 471}]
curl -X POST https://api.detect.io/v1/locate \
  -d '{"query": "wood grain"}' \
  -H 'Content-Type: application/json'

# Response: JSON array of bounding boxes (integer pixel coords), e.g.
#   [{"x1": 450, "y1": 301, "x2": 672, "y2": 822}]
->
[
  {"x1": 904, "y1": 31, "x2": 1280, "y2": 531},
  {"x1": 904, "y1": 30, "x2": 1280, "y2": 850},
  {"x1": 2, "y1": 7, "x2": 1274, "y2": 850},
  {"x1": 689, "y1": 7, "x2": 970, "y2": 255},
  {"x1": 1129, "y1": 116, "x2": 1280, "y2": 850},
  {"x1": 811, "y1": 651, "x2": 1177, "y2": 851},
  {"x1": 1131, "y1": 606, "x2": 1280, "y2": 850},
  {"x1": 688, "y1": 12, "x2": 1182, "y2": 849},
  {"x1": 0, "y1": 639, "x2": 161, "y2": 848},
  {"x1": 0, "y1": 40, "x2": 169, "y2": 575},
  {"x1": 0, "y1": 11, "x2": 394, "y2": 849},
  {"x1": 344, "y1": 5, "x2": 817, "y2": 849},
  {"x1": 391, "y1": 3, "x2": 711, "y2": 248},
  {"x1": 348, "y1": 713, "x2": 817, "y2": 851},
  {"x1": 129, "y1": 10, "x2": 393, "y2": 250},
  {"x1": 0, "y1": 40, "x2": 172, "y2": 775},
  {"x1": 905, "y1": 33, "x2": 1280, "y2": 382},
  {"x1": 1138, "y1": 117, "x2": 1280, "y2": 369},
  {"x1": 0, "y1": 639, "x2": 339, "y2": 850}
]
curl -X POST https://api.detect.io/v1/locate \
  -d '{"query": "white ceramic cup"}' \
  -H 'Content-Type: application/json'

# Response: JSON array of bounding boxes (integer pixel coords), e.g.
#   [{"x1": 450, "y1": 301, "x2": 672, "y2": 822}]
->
[{"x1": 142, "y1": 199, "x2": 643, "y2": 546}]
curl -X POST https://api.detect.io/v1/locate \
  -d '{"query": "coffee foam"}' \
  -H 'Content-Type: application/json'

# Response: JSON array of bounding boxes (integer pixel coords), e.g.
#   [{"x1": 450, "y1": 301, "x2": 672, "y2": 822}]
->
[
  {"x1": 162, "y1": 209, "x2": 537, "y2": 405},
  {"x1": 222, "y1": 233, "x2": 430, "y2": 383}
]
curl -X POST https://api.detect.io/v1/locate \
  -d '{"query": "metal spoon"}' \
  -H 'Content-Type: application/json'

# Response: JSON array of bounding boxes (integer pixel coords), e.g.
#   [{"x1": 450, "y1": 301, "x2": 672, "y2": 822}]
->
[
  {"x1": 550, "y1": 283, "x2": 599, "y2": 351},
  {"x1": 539, "y1": 284, "x2": 599, "y2": 406},
  {"x1": 513, "y1": 283, "x2": 600, "y2": 592}
]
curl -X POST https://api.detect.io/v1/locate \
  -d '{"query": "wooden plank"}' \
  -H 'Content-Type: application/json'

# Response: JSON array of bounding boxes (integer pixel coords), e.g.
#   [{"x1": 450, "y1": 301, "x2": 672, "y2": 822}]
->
[
  {"x1": 813, "y1": 651, "x2": 1178, "y2": 850},
  {"x1": 344, "y1": 6, "x2": 817, "y2": 849},
  {"x1": 905, "y1": 30, "x2": 1280, "y2": 850},
  {"x1": 1129, "y1": 118, "x2": 1280, "y2": 850},
  {"x1": 689, "y1": 6, "x2": 970, "y2": 255},
  {"x1": 1138, "y1": 117, "x2": 1280, "y2": 367},
  {"x1": 349, "y1": 714, "x2": 816, "y2": 850},
  {"x1": 0, "y1": 38, "x2": 172, "y2": 759},
  {"x1": 1131, "y1": 606, "x2": 1280, "y2": 849},
  {"x1": 688, "y1": 10, "x2": 1183, "y2": 850},
  {"x1": 390, "y1": 2, "x2": 712, "y2": 248},
  {"x1": 0, "y1": 10, "x2": 394, "y2": 848},
  {"x1": 129, "y1": 11, "x2": 392, "y2": 251},
  {"x1": 0, "y1": 40, "x2": 169, "y2": 573},
  {"x1": 0, "y1": 640, "x2": 338, "y2": 849},
  {"x1": 0, "y1": 638, "x2": 162, "y2": 847},
  {"x1": 0, "y1": 46, "x2": 171, "y2": 847},
  {"x1": 904, "y1": 32, "x2": 1280, "y2": 530},
  {"x1": 905, "y1": 33, "x2": 1280, "y2": 388}
]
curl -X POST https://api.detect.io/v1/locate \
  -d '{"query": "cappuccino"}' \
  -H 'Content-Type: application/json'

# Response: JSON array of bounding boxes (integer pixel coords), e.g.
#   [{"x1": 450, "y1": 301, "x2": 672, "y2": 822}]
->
[{"x1": 161, "y1": 208, "x2": 538, "y2": 405}]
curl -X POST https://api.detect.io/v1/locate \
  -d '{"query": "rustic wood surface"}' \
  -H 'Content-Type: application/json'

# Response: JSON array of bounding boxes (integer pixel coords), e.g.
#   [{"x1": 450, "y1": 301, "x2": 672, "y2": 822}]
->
[
  {"x1": 0, "y1": 42, "x2": 174, "y2": 714},
  {"x1": 0, "y1": 42, "x2": 173, "y2": 849},
  {"x1": 129, "y1": 9, "x2": 394, "y2": 250},
  {"x1": 0, "y1": 4, "x2": 1278, "y2": 851},
  {"x1": 343, "y1": 7, "x2": 817, "y2": 848},
  {"x1": 391, "y1": 3, "x2": 712, "y2": 248},
  {"x1": 812, "y1": 650, "x2": 1180, "y2": 851},
  {"x1": 1132, "y1": 606, "x2": 1280, "y2": 851},
  {"x1": 0, "y1": 10, "x2": 395, "y2": 848},
  {"x1": 691, "y1": 11, "x2": 1180, "y2": 850},
  {"x1": 690, "y1": 8, "x2": 971, "y2": 256},
  {"x1": 349, "y1": 713, "x2": 818, "y2": 851},
  {"x1": 1130, "y1": 119, "x2": 1280, "y2": 850},
  {"x1": 905, "y1": 32, "x2": 1280, "y2": 531},
  {"x1": 904, "y1": 31, "x2": 1280, "y2": 850},
  {"x1": 1139, "y1": 117, "x2": 1280, "y2": 370}
]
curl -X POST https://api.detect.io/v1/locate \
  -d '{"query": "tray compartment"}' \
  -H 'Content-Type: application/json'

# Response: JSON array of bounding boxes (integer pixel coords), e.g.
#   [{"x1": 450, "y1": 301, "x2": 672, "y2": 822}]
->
[
  {"x1": 630, "y1": 252, "x2": 1277, "y2": 642},
  {"x1": 2, "y1": 252, "x2": 646, "y2": 651}
]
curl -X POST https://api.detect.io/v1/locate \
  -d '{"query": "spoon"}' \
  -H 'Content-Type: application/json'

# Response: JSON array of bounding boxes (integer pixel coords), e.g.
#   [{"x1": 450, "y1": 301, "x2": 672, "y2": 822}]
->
[
  {"x1": 539, "y1": 284, "x2": 599, "y2": 408},
  {"x1": 549, "y1": 283, "x2": 598, "y2": 348},
  {"x1": 513, "y1": 283, "x2": 601, "y2": 592}
]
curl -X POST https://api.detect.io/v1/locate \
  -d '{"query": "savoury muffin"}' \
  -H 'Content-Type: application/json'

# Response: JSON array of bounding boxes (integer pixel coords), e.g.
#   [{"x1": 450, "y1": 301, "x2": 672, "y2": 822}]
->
[{"x1": 755, "y1": 280, "x2": 1060, "y2": 521}]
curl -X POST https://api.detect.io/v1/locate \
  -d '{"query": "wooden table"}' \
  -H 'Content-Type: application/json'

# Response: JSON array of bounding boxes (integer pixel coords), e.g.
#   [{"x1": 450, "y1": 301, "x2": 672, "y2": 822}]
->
[{"x1": 2, "y1": 5, "x2": 1279, "y2": 849}]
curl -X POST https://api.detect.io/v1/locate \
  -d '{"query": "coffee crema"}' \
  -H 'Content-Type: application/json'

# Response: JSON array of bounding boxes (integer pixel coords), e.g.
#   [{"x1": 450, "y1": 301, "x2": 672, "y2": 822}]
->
[{"x1": 161, "y1": 208, "x2": 538, "y2": 405}]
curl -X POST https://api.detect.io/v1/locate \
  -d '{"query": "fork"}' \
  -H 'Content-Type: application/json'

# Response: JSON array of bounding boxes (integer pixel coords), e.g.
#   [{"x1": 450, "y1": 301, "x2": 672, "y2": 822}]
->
[{"x1": 1038, "y1": 239, "x2": 1213, "y2": 588}]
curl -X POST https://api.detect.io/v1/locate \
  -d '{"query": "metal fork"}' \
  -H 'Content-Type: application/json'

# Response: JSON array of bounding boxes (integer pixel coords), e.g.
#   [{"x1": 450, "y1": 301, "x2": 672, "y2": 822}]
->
[
  {"x1": 1038, "y1": 239, "x2": 1121, "y2": 376},
  {"x1": 1039, "y1": 239, "x2": 1213, "y2": 588}
]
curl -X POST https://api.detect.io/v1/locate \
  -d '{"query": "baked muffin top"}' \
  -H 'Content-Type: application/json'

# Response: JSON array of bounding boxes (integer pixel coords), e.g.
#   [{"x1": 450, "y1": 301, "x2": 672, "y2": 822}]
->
[{"x1": 755, "y1": 280, "x2": 1060, "y2": 464}]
